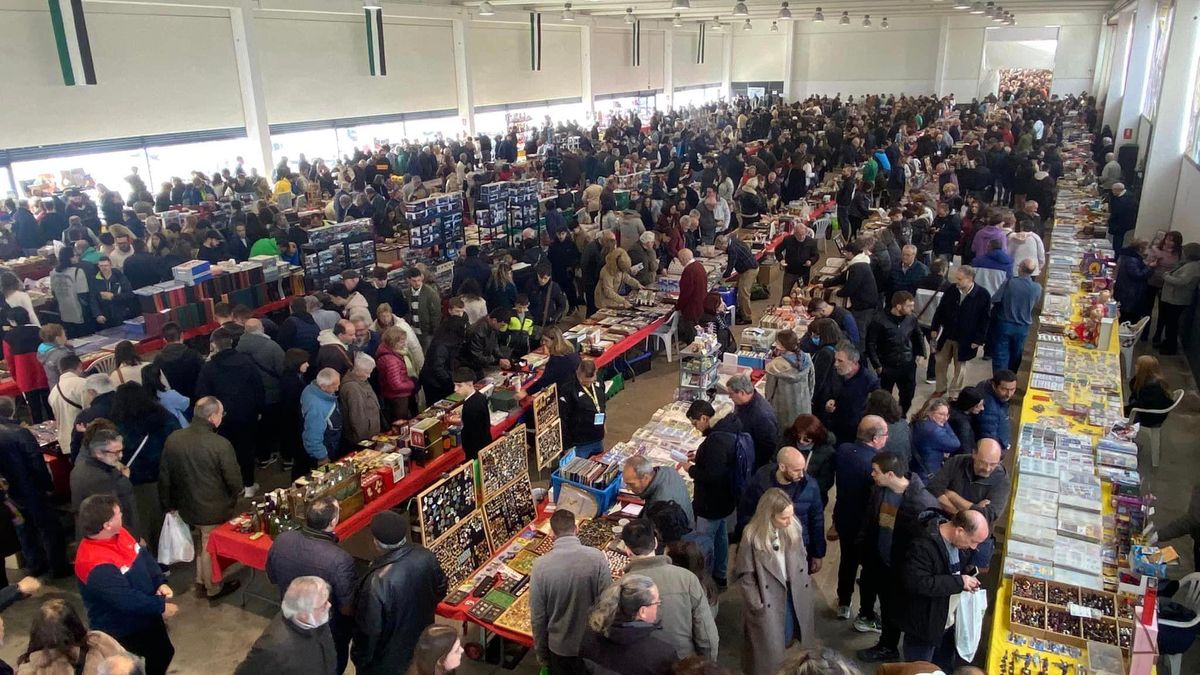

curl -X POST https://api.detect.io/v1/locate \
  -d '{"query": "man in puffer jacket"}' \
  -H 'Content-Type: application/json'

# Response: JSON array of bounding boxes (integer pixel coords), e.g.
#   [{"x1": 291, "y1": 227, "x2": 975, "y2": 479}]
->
[{"x1": 300, "y1": 369, "x2": 342, "y2": 474}]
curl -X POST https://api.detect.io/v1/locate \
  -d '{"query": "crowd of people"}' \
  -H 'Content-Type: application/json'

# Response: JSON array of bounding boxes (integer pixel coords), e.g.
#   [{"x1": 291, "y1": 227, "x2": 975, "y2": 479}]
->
[{"x1": 0, "y1": 81, "x2": 1178, "y2": 675}]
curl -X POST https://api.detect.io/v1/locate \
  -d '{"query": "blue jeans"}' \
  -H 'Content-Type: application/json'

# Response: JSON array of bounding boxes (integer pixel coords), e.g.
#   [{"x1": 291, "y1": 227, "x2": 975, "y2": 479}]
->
[
  {"x1": 784, "y1": 584, "x2": 798, "y2": 645},
  {"x1": 696, "y1": 515, "x2": 729, "y2": 581},
  {"x1": 573, "y1": 441, "x2": 604, "y2": 459},
  {"x1": 992, "y1": 319, "x2": 1030, "y2": 373}
]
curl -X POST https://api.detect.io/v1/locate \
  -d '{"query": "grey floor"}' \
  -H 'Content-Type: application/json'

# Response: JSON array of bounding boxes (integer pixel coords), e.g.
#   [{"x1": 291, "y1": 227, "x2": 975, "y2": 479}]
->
[{"x1": 2, "y1": 273, "x2": 1198, "y2": 674}]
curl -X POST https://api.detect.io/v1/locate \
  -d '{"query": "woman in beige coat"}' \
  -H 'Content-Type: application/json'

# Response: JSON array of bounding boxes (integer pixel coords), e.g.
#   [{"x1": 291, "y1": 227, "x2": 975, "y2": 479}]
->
[
  {"x1": 594, "y1": 247, "x2": 644, "y2": 310},
  {"x1": 734, "y1": 487, "x2": 817, "y2": 675},
  {"x1": 15, "y1": 600, "x2": 125, "y2": 675}
]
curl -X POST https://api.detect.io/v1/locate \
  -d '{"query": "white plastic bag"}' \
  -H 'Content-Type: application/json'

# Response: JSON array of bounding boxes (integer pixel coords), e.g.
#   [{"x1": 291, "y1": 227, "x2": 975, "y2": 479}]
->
[
  {"x1": 955, "y1": 588, "x2": 988, "y2": 661},
  {"x1": 158, "y1": 511, "x2": 195, "y2": 565}
]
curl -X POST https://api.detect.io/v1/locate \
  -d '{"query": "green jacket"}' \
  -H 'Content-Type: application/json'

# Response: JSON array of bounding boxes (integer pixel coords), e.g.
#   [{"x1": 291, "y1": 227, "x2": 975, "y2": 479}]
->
[
  {"x1": 862, "y1": 158, "x2": 879, "y2": 185},
  {"x1": 249, "y1": 237, "x2": 279, "y2": 258}
]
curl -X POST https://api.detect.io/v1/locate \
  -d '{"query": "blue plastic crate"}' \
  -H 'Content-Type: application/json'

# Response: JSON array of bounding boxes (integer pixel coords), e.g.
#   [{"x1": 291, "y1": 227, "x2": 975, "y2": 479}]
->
[{"x1": 550, "y1": 451, "x2": 623, "y2": 514}]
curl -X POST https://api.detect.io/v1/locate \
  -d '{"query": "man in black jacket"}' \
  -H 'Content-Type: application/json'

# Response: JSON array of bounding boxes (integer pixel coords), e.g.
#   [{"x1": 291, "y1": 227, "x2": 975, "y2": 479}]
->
[
  {"x1": 195, "y1": 327, "x2": 265, "y2": 495},
  {"x1": 559, "y1": 359, "x2": 606, "y2": 459},
  {"x1": 151, "y1": 323, "x2": 203, "y2": 401},
  {"x1": 823, "y1": 241, "x2": 879, "y2": 343},
  {"x1": 774, "y1": 225, "x2": 820, "y2": 300},
  {"x1": 525, "y1": 264, "x2": 568, "y2": 327},
  {"x1": 460, "y1": 309, "x2": 512, "y2": 379},
  {"x1": 0, "y1": 397, "x2": 68, "y2": 577},
  {"x1": 88, "y1": 257, "x2": 135, "y2": 326},
  {"x1": 865, "y1": 291, "x2": 925, "y2": 415},
  {"x1": 930, "y1": 266, "x2": 990, "y2": 396},
  {"x1": 451, "y1": 246, "x2": 491, "y2": 296},
  {"x1": 684, "y1": 399, "x2": 740, "y2": 586},
  {"x1": 352, "y1": 511, "x2": 447, "y2": 675},
  {"x1": 855, "y1": 451, "x2": 938, "y2": 661},
  {"x1": 900, "y1": 509, "x2": 989, "y2": 665},
  {"x1": 453, "y1": 368, "x2": 491, "y2": 461},
  {"x1": 236, "y1": 576, "x2": 337, "y2": 675},
  {"x1": 267, "y1": 497, "x2": 356, "y2": 673},
  {"x1": 1108, "y1": 182, "x2": 1138, "y2": 249}
]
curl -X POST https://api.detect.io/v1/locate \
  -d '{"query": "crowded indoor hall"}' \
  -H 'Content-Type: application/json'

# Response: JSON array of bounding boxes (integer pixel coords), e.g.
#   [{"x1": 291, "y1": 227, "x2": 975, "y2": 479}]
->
[{"x1": 0, "y1": 0, "x2": 1198, "y2": 673}]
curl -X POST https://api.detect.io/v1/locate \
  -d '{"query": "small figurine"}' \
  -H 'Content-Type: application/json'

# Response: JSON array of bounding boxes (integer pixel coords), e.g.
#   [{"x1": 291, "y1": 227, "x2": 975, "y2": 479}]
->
[{"x1": 1055, "y1": 660, "x2": 1071, "y2": 675}]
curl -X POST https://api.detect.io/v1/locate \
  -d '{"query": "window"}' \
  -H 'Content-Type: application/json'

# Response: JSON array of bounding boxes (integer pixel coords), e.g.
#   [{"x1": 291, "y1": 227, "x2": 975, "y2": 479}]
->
[
  {"x1": 270, "y1": 129, "x2": 340, "y2": 168},
  {"x1": 336, "y1": 121, "x2": 407, "y2": 158},
  {"x1": 1189, "y1": 61, "x2": 1200, "y2": 164},
  {"x1": 1143, "y1": 1, "x2": 1174, "y2": 123},
  {"x1": 145, "y1": 137, "x2": 252, "y2": 187},
  {"x1": 1, "y1": 166, "x2": 14, "y2": 201},
  {"x1": 403, "y1": 115, "x2": 461, "y2": 144},
  {"x1": 11, "y1": 149, "x2": 149, "y2": 201}
]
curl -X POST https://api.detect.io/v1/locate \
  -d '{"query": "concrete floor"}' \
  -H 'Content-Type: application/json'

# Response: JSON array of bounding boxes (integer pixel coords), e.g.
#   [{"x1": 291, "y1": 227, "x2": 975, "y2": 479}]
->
[{"x1": 2, "y1": 275, "x2": 1199, "y2": 674}]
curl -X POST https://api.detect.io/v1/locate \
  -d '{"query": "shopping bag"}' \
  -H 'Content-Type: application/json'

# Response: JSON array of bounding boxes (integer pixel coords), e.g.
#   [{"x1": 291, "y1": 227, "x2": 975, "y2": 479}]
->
[
  {"x1": 955, "y1": 588, "x2": 988, "y2": 661},
  {"x1": 158, "y1": 511, "x2": 195, "y2": 565}
]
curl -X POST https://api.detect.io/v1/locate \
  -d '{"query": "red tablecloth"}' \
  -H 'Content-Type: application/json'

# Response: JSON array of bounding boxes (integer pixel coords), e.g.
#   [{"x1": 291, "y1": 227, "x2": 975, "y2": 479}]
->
[{"x1": 205, "y1": 447, "x2": 465, "y2": 583}]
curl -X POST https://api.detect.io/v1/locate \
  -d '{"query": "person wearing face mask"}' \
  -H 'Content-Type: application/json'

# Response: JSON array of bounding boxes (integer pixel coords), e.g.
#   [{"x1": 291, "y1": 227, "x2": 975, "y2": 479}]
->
[{"x1": 235, "y1": 576, "x2": 337, "y2": 675}]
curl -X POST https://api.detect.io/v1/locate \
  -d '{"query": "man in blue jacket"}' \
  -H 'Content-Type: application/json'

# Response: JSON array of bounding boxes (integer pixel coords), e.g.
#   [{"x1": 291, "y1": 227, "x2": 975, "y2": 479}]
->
[
  {"x1": 75, "y1": 494, "x2": 176, "y2": 675},
  {"x1": 974, "y1": 370, "x2": 1016, "y2": 452},
  {"x1": 738, "y1": 446, "x2": 826, "y2": 571},
  {"x1": 832, "y1": 415, "x2": 890, "y2": 622},
  {"x1": 824, "y1": 342, "x2": 880, "y2": 445},
  {"x1": 727, "y1": 374, "x2": 779, "y2": 468},
  {"x1": 301, "y1": 368, "x2": 343, "y2": 474}
]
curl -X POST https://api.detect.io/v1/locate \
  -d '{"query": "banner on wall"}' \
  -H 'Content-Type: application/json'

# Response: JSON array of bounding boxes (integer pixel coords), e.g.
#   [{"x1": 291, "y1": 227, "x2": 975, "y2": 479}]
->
[
  {"x1": 530, "y1": 12, "x2": 543, "y2": 71},
  {"x1": 47, "y1": 0, "x2": 96, "y2": 86},
  {"x1": 697, "y1": 23, "x2": 706, "y2": 64},
  {"x1": 364, "y1": 6, "x2": 387, "y2": 76},
  {"x1": 632, "y1": 20, "x2": 641, "y2": 67}
]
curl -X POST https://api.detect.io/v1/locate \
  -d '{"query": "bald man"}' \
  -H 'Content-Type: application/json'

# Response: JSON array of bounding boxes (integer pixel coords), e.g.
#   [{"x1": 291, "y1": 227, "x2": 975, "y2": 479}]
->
[
  {"x1": 832, "y1": 415, "x2": 890, "y2": 620},
  {"x1": 738, "y1": 447, "x2": 826, "y2": 572},
  {"x1": 927, "y1": 438, "x2": 1010, "y2": 571},
  {"x1": 237, "y1": 315, "x2": 286, "y2": 469},
  {"x1": 900, "y1": 509, "x2": 989, "y2": 663},
  {"x1": 991, "y1": 259, "x2": 1041, "y2": 373}
]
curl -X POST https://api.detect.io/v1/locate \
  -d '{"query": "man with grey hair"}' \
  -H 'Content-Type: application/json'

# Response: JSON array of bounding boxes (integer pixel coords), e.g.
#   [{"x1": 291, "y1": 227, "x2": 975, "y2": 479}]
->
[
  {"x1": 628, "y1": 230, "x2": 659, "y2": 287},
  {"x1": 825, "y1": 341, "x2": 880, "y2": 446},
  {"x1": 160, "y1": 395, "x2": 242, "y2": 601},
  {"x1": 726, "y1": 373, "x2": 779, "y2": 468},
  {"x1": 990, "y1": 258, "x2": 1041, "y2": 373},
  {"x1": 97, "y1": 653, "x2": 146, "y2": 675},
  {"x1": 70, "y1": 427, "x2": 141, "y2": 540},
  {"x1": 300, "y1": 368, "x2": 342, "y2": 475},
  {"x1": 238, "y1": 317, "x2": 286, "y2": 470},
  {"x1": 340, "y1": 353, "x2": 380, "y2": 446},
  {"x1": 930, "y1": 265, "x2": 991, "y2": 396},
  {"x1": 622, "y1": 456, "x2": 694, "y2": 526},
  {"x1": 1100, "y1": 151, "x2": 1122, "y2": 192},
  {"x1": 69, "y1": 372, "x2": 116, "y2": 461},
  {"x1": 236, "y1": 576, "x2": 337, "y2": 674},
  {"x1": 832, "y1": 414, "x2": 890, "y2": 621}
]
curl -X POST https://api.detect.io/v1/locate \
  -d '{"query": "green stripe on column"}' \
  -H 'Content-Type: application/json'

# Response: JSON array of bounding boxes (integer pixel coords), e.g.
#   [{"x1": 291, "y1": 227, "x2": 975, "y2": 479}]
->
[
  {"x1": 364, "y1": 8, "x2": 376, "y2": 77},
  {"x1": 47, "y1": 0, "x2": 76, "y2": 86}
]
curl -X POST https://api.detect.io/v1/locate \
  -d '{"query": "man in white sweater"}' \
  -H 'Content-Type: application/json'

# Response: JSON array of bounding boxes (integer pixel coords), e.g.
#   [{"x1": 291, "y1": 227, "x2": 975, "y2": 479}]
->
[{"x1": 1008, "y1": 221, "x2": 1046, "y2": 277}]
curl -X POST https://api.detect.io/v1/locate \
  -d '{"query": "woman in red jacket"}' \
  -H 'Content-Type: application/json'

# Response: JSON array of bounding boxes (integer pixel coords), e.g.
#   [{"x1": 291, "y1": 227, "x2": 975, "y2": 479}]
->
[
  {"x1": 3, "y1": 306, "x2": 50, "y2": 421},
  {"x1": 375, "y1": 325, "x2": 417, "y2": 422}
]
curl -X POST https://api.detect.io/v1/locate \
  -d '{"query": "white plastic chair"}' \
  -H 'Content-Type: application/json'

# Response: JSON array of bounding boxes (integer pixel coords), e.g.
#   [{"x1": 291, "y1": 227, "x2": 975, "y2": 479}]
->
[
  {"x1": 646, "y1": 311, "x2": 680, "y2": 362},
  {"x1": 1128, "y1": 388, "x2": 1185, "y2": 468},
  {"x1": 1118, "y1": 316, "x2": 1151, "y2": 377},
  {"x1": 85, "y1": 354, "x2": 116, "y2": 376},
  {"x1": 1160, "y1": 572, "x2": 1200, "y2": 675}
]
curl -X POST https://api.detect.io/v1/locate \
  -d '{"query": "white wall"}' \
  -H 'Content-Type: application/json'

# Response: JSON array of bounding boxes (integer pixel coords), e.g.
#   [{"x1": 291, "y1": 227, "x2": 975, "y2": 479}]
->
[
  {"x1": 943, "y1": 26, "x2": 987, "y2": 100},
  {"x1": 256, "y1": 14, "x2": 457, "y2": 124},
  {"x1": 731, "y1": 29, "x2": 786, "y2": 82},
  {"x1": 469, "y1": 23, "x2": 583, "y2": 106},
  {"x1": 0, "y1": 1, "x2": 243, "y2": 148},
  {"x1": 1053, "y1": 23, "x2": 1103, "y2": 96},
  {"x1": 1172, "y1": 159, "x2": 1200, "y2": 242},
  {"x1": 791, "y1": 17, "x2": 941, "y2": 99},
  {"x1": 592, "y1": 27, "x2": 664, "y2": 95},
  {"x1": 672, "y1": 28, "x2": 724, "y2": 87}
]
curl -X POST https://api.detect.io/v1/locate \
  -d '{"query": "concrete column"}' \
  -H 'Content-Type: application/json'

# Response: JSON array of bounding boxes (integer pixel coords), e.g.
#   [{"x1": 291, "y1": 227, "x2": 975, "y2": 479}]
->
[
  {"x1": 934, "y1": 16, "x2": 950, "y2": 97},
  {"x1": 1135, "y1": 0, "x2": 1200, "y2": 237},
  {"x1": 229, "y1": 0, "x2": 271, "y2": 176},
  {"x1": 781, "y1": 22, "x2": 795, "y2": 101},
  {"x1": 1092, "y1": 21, "x2": 1112, "y2": 100},
  {"x1": 663, "y1": 26, "x2": 675, "y2": 110},
  {"x1": 1102, "y1": 11, "x2": 1133, "y2": 135},
  {"x1": 581, "y1": 23, "x2": 595, "y2": 120},
  {"x1": 451, "y1": 17, "x2": 476, "y2": 138},
  {"x1": 721, "y1": 30, "x2": 733, "y2": 98},
  {"x1": 1117, "y1": 0, "x2": 1157, "y2": 148}
]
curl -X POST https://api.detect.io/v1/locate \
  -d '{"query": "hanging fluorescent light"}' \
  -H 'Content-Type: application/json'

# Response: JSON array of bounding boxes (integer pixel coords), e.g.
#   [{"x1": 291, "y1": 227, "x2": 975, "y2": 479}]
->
[
  {"x1": 671, "y1": 0, "x2": 690, "y2": 9},
  {"x1": 1005, "y1": 13, "x2": 1016, "y2": 25},
  {"x1": 839, "y1": 10, "x2": 850, "y2": 25},
  {"x1": 733, "y1": 1, "x2": 749, "y2": 16},
  {"x1": 771, "y1": 20, "x2": 779, "y2": 31},
  {"x1": 813, "y1": 6, "x2": 824, "y2": 21},
  {"x1": 778, "y1": 1, "x2": 792, "y2": 20},
  {"x1": 743, "y1": 18, "x2": 752, "y2": 30},
  {"x1": 881, "y1": 16, "x2": 889, "y2": 28},
  {"x1": 562, "y1": 3, "x2": 575, "y2": 20},
  {"x1": 862, "y1": 14, "x2": 871, "y2": 26},
  {"x1": 672, "y1": 12, "x2": 684, "y2": 26},
  {"x1": 478, "y1": 0, "x2": 495, "y2": 15},
  {"x1": 625, "y1": 7, "x2": 635, "y2": 22}
]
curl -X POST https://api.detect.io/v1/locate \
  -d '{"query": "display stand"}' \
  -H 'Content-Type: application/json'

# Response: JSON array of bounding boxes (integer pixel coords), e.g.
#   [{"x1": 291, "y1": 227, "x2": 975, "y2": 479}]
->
[
  {"x1": 300, "y1": 218, "x2": 376, "y2": 292},
  {"x1": 531, "y1": 386, "x2": 563, "y2": 471},
  {"x1": 415, "y1": 460, "x2": 479, "y2": 546},
  {"x1": 676, "y1": 332, "x2": 721, "y2": 401}
]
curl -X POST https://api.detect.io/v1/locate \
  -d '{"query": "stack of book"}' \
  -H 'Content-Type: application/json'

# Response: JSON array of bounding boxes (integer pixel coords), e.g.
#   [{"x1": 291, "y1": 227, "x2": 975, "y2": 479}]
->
[{"x1": 560, "y1": 456, "x2": 620, "y2": 489}]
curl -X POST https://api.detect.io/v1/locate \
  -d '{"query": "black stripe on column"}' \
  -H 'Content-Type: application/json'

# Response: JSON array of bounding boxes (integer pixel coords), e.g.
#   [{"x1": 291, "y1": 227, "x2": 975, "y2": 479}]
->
[
  {"x1": 69, "y1": 0, "x2": 96, "y2": 85},
  {"x1": 375, "y1": 9, "x2": 387, "y2": 76}
]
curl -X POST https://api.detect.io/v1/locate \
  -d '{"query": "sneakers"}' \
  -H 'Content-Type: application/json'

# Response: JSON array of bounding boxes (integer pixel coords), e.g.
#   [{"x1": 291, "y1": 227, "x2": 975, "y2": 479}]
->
[
  {"x1": 924, "y1": 377, "x2": 936, "y2": 385},
  {"x1": 853, "y1": 614, "x2": 882, "y2": 633},
  {"x1": 256, "y1": 455, "x2": 278, "y2": 469},
  {"x1": 206, "y1": 580, "x2": 242, "y2": 602},
  {"x1": 856, "y1": 644, "x2": 900, "y2": 662},
  {"x1": 243, "y1": 484, "x2": 260, "y2": 499},
  {"x1": 836, "y1": 605, "x2": 852, "y2": 620}
]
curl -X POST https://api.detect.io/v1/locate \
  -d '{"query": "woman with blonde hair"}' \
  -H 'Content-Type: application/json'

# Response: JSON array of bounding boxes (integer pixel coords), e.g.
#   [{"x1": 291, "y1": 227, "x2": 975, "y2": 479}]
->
[
  {"x1": 910, "y1": 396, "x2": 960, "y2": 481},
  {"x1": 485, "y1": 262, "x2": 517, "y2": 311},
  {"x1": 518, "y1": 326, "x2": 581, "y2": 399},
  {"x1": 578, "y1": 574, "x2": 678, "y2": 675},
  {"x1": 375, "y1": 325, "x2": 418, "y2": 422},
  {"x1": 370, "y1": 303, "x2": 424, "y2": 374},
  {"x1": 595, "y1": 247, "x2": 644, "y2": 309},
  {"x1": 734, "y1": 487, "x2": 816, "y2": 675},
  {"x1": 1127, "y1": 355, "x2": 1175, "y2": 430}
]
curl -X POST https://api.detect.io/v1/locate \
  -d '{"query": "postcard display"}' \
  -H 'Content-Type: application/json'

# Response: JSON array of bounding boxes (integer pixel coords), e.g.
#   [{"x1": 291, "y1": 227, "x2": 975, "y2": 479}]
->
[
  {"x1": 401, "y1": 192, "x2": 465, "y2": 272},
  {"x1": 987, "y1": 123, "x2": 1157, "y2": 675},
  {"x1": 532, "y1": 384, "x2": 564, "y2": 470}
]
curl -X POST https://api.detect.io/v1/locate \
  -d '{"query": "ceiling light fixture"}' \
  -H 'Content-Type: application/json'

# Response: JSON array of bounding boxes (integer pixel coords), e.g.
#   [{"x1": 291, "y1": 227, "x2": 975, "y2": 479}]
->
[
  {"x1": 671, "y1": 0, "x2": 690, "y2": 9},
  {"x1": 743, "y1": 18, "x2": 752, "y2": 30},
  {"x1": 778, "y1": 1, "x2": 792, "y2": 20},
  {"x1": 672, "y1": 12, "x2": 683, "y2": 26},
  {"x1": 969, "y1": 2, "x2": 985, "y2": 14},
  {"x1": 839, "y1": 10, "x2": 850, "y2": 25},
  {"x1": 733, "y1": 1, "x2": 748, "y2": 16},
  {"x1": 771, "y1": 20, "x2": 779, "y2": 31},
  {"x1": 881, "y1": 16, "x2": 889, "y2": 28},
  {"x1": 813, "y1": 6, "x2": 824, "y2": 21},
  {"x1": 562, "y1": 3, "x2": 575, "y2": 20},
  {"x1": 992, "y1": 6, "x2": 1006, "y2": 21},
  {"x1": 984, "y1": 2, "x2": 996, "y2": 17},
  {"x1": 625, "y1": 7, "x2": 635, "y2": 22},
  {"x1": 478, "y1": 0, "x2": 495, "y2": 15},
  {"x1": 862, "y1": 14, "x2": 871, "y2": 26}
]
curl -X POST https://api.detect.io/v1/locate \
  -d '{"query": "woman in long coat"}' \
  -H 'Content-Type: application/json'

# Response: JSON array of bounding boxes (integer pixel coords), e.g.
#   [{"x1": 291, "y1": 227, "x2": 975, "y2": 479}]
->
[
  {"x1": 734, "y1": 487, "x2": 816, "y2": 675},
  {"x1": 764, "y1": 328, "x2": 815, "y2": 440}
]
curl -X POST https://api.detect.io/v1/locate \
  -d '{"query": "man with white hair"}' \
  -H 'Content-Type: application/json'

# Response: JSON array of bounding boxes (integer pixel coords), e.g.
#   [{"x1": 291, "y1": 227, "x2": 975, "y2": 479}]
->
[
  {"x1": 1108, "y1": 182, "x2": 1138, "y2": 249},
  {"x1": 629, "y1": 231, "x2": 659, "y2": 287},
  {"x1": 1100, "y1": 151, "x2": 1122, "y2": 192},
  {"x1": 301, "y1": 368, "x2": 342, "y2": 474},
  {"x1": 236, "y1": 576, "x2": 337, "y2": 674},
  {"x1": 340, "y1": 353, "x2": 380, "y2": 446},
  {"x1": 675, "y1": 248, "x2": 708, "y2": 344},
  {"x1": 990, "y1": 258, "x2": 1041, "y2": 373},
  {"x1": 69, "y1": 372, "x2": 116, "y2": 461}
]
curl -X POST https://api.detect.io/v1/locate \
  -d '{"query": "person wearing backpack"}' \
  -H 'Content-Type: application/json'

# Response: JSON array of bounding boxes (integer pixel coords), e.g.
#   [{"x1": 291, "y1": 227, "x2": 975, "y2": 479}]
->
[
  {"x1": 684, "y1": 399, "x2": 745, "y2": 588},
  {"x1": 735, "y1": 446, "x2": 826, "y2": 575}
]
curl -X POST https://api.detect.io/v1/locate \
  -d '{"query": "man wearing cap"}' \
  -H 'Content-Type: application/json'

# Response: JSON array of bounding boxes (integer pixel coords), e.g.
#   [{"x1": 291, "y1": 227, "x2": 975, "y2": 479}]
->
[{"x1": 352, "y1": 511, "x2": 447, "y2": 675}]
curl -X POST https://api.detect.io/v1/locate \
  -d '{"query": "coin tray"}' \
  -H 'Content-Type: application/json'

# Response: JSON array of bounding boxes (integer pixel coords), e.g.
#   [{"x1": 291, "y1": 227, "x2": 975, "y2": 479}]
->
[
  {"x1": 429, "y1": 511, "x2": 490, "y2": 588},
  {"x1": 418, "y1": 462, "x2": 479, "y2": 545},
  {"x1": 484, "y1": 474, "x2": 537, "y2": 549}
]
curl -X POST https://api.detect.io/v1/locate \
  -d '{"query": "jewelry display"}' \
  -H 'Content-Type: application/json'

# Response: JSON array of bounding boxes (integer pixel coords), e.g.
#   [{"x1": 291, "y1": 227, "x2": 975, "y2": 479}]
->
[
  {"x1": 483, "y1": 473, "x2": 536, "y2": 550},
  {"x1": 417, "y1": 461, "x2": 478, "y2": 545},
  {"x1": 429, "y1": 511, "x2": 490, "y2": 588}
]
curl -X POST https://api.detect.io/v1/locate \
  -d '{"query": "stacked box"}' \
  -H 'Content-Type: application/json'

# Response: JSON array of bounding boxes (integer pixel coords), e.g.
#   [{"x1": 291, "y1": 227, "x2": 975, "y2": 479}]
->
[{"x1": 171, "y1": 260, "x2": 212, "y2": 285}]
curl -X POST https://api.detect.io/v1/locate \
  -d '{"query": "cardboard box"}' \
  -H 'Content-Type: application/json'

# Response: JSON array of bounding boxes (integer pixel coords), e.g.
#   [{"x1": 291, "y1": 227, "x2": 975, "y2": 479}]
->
[
  {"x1": 409, "y1": 417, "x2": 445, "y2": 448},
  {"x1": 757, "y1": 261, "x2": 780, "y2": 287}
]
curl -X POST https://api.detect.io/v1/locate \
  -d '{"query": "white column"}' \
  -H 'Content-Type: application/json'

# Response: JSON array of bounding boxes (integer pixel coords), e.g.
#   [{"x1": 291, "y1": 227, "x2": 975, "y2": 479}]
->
[
  {"x1": 581, "y1": 23, "x2": 595, "y2": 120},
  {"x1": 1091, "y1": 21, "x2": 1112, "y2": 100},
  {"x1": 1102, "y1": 11, "x2": 1133, "y2": 135},
  {"x1": 451, "y1": 17, "x2": 476, "y2": 138},
  {"x1": 721, "y1": 30, "x2": 733, "y2": 98},
  {"x1": 781, "y1": 22, "x2": 795, "y2": 101},
  {"x1": 1117, "y1": 0, "x2": 1156, "y2": 148},
  {"x1": 1135, "y1": 0, "x2": 1200, "y2": 237},
  {"x1": 229, "y1": 0, "x2": 271, "y2": 176},
  {"x1": 662, "y1": 27, "x2": 675, "y2": 110},
  {"x1": 934, "y1": 16, "x2": 950, "y2": 97}
]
